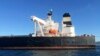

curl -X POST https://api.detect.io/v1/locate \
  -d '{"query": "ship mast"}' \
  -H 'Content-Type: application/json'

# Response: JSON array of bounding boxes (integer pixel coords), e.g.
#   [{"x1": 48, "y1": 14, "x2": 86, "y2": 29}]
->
[{"x1": 47, "y1": 9, "x2": 52, "y2": 21}]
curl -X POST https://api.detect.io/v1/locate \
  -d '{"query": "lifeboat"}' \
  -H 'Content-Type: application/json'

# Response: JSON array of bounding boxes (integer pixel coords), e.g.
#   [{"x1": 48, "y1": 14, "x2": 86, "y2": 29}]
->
[{"x1": 49, "y1": 29, "x2": 58, "y2": 35}]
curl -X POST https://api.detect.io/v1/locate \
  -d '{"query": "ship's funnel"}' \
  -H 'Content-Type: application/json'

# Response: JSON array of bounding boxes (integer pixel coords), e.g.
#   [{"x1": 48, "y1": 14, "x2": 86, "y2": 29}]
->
[
  {"x1": 62, "y1": 13, "x2": 75, "y2": 37},
  {"x1": 63, "y1": 13, "x2": 72, "y2": 26}
]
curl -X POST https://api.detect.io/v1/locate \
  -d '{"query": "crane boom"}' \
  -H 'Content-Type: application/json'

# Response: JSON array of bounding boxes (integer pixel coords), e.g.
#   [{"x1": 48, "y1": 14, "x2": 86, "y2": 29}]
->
[{"x1": 31, "y1": 16, "x2": 46, "y2": 25}]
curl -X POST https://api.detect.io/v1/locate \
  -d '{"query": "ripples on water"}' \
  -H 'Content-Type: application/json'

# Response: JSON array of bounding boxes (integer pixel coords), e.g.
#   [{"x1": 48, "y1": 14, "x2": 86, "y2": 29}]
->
[{"x1": 0, "y1": 46, "x2": 100, "y2": 56}]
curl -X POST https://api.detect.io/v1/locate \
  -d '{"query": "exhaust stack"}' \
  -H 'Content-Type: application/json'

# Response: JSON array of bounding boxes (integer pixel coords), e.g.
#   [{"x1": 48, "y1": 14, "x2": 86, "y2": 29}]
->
[{"x1": 62, "y1": 13, "x2": 75, "y2": 37}]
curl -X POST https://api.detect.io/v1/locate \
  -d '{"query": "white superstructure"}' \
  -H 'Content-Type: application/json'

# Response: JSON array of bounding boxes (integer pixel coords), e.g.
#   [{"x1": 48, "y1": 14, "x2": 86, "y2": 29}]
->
[{"x1": 31, "y1": 10, "x2": 75, "y2": 37}]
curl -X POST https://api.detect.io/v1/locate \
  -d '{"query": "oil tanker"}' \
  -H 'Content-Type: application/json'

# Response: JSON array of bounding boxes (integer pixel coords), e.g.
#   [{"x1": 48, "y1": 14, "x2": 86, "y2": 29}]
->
[{"x1": 0, "y1": 10, "x2": 95, "y2": 50}]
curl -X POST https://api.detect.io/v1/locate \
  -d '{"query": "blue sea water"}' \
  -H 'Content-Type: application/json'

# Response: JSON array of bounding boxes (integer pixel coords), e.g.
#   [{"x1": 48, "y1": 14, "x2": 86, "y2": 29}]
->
[{"x1": 0, "y1": 46, "x2": 100, "y2": 56}]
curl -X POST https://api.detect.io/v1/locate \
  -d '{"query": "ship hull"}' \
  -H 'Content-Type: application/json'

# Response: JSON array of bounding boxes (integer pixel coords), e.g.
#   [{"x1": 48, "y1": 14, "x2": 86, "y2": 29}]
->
[{"x1": 0, "y1": 36, "x2": 95, "y2": 50}]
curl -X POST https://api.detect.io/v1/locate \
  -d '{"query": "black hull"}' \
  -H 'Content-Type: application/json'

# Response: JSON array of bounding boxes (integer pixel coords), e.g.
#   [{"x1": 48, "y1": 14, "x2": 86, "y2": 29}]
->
[{"x1": 0, "y1": 36, "x2": 95, "y2": 50}]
